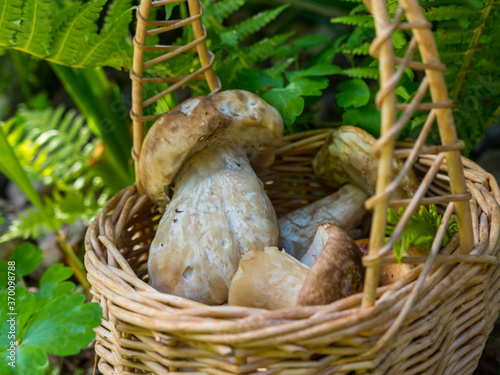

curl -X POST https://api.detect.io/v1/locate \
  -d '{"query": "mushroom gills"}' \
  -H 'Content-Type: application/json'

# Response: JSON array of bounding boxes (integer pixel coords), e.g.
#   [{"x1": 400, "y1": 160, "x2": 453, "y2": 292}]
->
[{"x1": 148, "y1": 144, "x2": 279, "y2": 305}]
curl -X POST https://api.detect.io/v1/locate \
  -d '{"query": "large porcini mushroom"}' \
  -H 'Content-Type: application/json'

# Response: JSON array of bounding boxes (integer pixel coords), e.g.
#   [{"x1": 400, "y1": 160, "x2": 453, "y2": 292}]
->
[
  {"x1": 279, "y1": 183, "x2": 369, "y2": 259},
  {"x1": 296, "y1": 225, "x2": 364, "y2": 306},
  {"x1": 141, "y1": 90, "x2": 283, "y2": 305},
  {"x1": 228, "y1": 247, "x2": 309, "y2": 310},
  {"x1": 313, "y1": 126, "x2": 419, "y2": 199}
]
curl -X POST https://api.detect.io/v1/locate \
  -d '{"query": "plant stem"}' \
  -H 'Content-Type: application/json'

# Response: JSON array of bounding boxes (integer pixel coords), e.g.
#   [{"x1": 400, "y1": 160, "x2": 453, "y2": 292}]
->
[
  {"x1": 451, "y1": 0, "x2": 494, "y2": 102},
  {"x1": 55, "y1": 231, "x2": 90, "y2": 293},
  {"x1": 0, "y1": 124, "x2": 90, "y2": 294},
  {"x1": 50, "y1": 64, "x2": 134, "y2": 190}
]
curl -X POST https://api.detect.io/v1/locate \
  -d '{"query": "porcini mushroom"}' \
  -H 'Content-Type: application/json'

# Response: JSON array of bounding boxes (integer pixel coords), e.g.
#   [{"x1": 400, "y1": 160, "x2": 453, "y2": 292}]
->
[
  {"x1": 313, "y1": 126, "x2": 419, "y2": 199},
  {"x1": 279, "y1": 183, "x2": 369, "y2": 259},
  {"x1": 356, "y1": 239, "x2": 426, "y2": 286},
  {"x1": 141, "y1": 90, "x2": 283, "y2": 305},
  {"x1": 297, "y1": 225, "x2": 364, "y2": 306},
  {"x1": 228, "y1": 247, "x2": 309, "y2": 310}
]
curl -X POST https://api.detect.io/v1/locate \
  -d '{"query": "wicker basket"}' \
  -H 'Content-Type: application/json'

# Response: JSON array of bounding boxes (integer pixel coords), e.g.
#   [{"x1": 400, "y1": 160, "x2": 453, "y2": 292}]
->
[{"x1": 84, "y1": 0, "x2": 500, "y2": 374}]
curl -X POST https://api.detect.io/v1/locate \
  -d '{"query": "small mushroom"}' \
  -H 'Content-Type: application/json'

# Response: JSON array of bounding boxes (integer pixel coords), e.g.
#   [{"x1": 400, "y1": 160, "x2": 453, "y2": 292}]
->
[
  {"x1": 141, "y1": 90, "x2": 283, "y2": 304},
  {"x1": 355, "y1": 239, "x2": 426, "y2": 285},
  {"x1": 279, "y1": 183, "x2": 369, "y2": 259},
  {"x1": 296, "y1": 225, "x2": 364, "y2": 306},
  {"x1": 313, "y1": 126, "x2": 419, "y2": 199},
  {"x1": 228, "y1": 247, "x2": 309, "y2": 310}
]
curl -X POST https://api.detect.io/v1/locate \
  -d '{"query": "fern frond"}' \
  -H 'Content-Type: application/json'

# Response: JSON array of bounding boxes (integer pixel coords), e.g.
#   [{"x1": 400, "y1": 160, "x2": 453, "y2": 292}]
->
[
  {"x1": 1, "y1": 203, "x2": 58, "y2": 241},
  {"x1": 103, "y1": 0, "x2": 133, "y2": 30},
  {"x1": 266, "y1": 58, "x2": 294, "y2": 75},
  {"x1": 341, "y1": 67, "x2": 379, "y2": 79},
  {"x1": 342, "y1": 43, "x2": 370, "y2": 56},
  {"x1": 242, "y1": 32, "x2": 294, "y2": 66},
  {"x1": 220, "y1": 5, "x2": 287, "y2": 47},
  {"x1": 76, "y1": 10, "x2": 132, "y2": 68},
  {"x1": 386, "y1": 205, "x2": 458, "y2": 262},
  {"x1": 331, "y1": 14, "x2": 373, "y2": 27},
  {"x1": 204, "y1": 0, "x2": 245, "y2": 23},
  {"x1": 50, "y1": 0, "x2": 107, "y2": 64},
  {"x1": 0, "y1": 0, "x2": 23, "y2": 45},
  {"x1": 426, "y1": 5, "x2": 476, "y2": 21},
  {"x1": 4, "y1": 106, "x2": 105, "y2": 193},
  {"x1": 15, "y1": 0, "x2": 54, "y2": 57}
]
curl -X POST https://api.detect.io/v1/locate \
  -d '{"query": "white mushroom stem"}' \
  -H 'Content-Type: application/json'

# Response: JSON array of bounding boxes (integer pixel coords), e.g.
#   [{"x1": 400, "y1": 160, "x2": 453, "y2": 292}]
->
[
  {"x1": 279, "y1": 183, "x2": 369, "y2": 259},
  {"x1": 148, "y1": 144, "x2": 279, "y2": 305}
]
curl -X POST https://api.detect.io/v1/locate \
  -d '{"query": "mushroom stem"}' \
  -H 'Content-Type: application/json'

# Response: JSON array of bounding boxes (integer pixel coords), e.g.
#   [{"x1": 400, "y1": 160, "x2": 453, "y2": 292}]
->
[{"x1": 148, "y1": 144, "x2": 279, "y2": 305}]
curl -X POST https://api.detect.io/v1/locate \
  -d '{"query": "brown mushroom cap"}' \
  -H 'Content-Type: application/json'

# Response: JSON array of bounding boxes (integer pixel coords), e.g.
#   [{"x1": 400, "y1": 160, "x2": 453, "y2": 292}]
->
[
  {"x1": 313, "y1": 126, "x2": 419, "y2": 199},
  {"x1": 356, "y1": 239, "x2": 425, "y2": 286},
  {"x1": 139, "y1": 90, "x2": 283, "y2": 206},
  {"x1": 296, "y1": 225, "x2": 364, "y2": 306}
]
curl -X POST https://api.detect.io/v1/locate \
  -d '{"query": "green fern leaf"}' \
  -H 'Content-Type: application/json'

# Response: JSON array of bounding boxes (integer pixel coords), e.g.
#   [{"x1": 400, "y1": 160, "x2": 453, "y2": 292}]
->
[
  {"x1": 342, "y1": 43, "x2": 370, "y2": 56},
  {"x1": 341, "y1": 67, "x2": 379, "y2": 79},
  {"x1": 15, "y1": 0, "x2": 54, "y2": 57},
  {"x1": 2, "y1": 204, "x2": 59, "y2": 241},
  {"x1": 426, "y1": 5, "x2": 476, "y2": 21},
  {"x1": 76, "y1": 9, "x2": 132, "y2": 68},
  {"x1": 103, "y1": 0, "x2": 133, "y2": 30},
  {"x1": 220, "y1": 5, "x2": 288, "y2": 47},
  {"x1": 50, "y1": 0, "x2": 107, "y2": 64},
  {"x1": 204, "y1": 0, "x2": 245, "y2": 23},
  {"x1": 331, "y1": 14, "x2": 373, "y2": 27},
  {"x1": 0, "y1": 0, "x2": 23, "y2": 45},
  {"x1": 242, "y1": 32, "x2": 294, "y2": 66},
  {"x1": 386, "y1": 205, "x2": 458, "y2": 262}
]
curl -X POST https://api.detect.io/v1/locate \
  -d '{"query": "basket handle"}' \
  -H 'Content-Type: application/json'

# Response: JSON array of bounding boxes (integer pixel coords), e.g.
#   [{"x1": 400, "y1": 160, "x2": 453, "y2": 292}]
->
[
  {"x1": 130, "y1": 0, "x2": 221, "y2": 191},
  {"x1": 361, "y1": 0, "x2": 474, "y2": 308}
]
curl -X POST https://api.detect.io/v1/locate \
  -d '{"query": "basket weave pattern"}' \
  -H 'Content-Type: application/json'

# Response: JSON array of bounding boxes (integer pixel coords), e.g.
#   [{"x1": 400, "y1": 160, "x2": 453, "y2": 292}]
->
[{"x1": 85, "y1": 0, "x2": 500, "y2": 374}]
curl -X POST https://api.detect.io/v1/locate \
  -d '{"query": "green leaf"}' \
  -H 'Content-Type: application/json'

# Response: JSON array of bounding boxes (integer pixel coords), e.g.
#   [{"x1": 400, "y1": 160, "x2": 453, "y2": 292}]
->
[
  {"x1": 10, "y1": 243, "x2": 43, "y2": 277},
  {"x1": 220, "y1": 5, "x2": 288, "y2": 47},
  {"x1": 103, "y1": 0, "x2": 133, "y2": 30},
  {"x1": 15, "y1": 345, "x2": 48, "y2": 375},
  {"x1": 236, "y1": 69, "x2": 283, "y2": 92},
  {"x1": 77, "y1": 9, "x2": 132, "y2": 68},
  {"x1": 37, "y1": 264, "x2": 75, "y2": 308},
  {"x1": 286, "y1": 64, "x2": 341, "y2": 81},
  {"x1": 386, "y1": 205, "x2": 458, "y2": 262},
  {"x1": 50, "y1": 0, "x2": 107, "y2": 64},
  {"x1": 0, "y1": 0, "x2": 23, "y2": 45},
  {"x1": 22, "y1": 294, "x2": 102, "y2": 356},
  {"x1": 204, "y1": 0, "x2": 245, "y2": 23},
  {"x1": 15, "y1": 0, "x2": 54, "y2": 57},
  {"x1": 0, "y1": 124, "x2": 51, "y2": 223},
  {"x1": 336, "y1": 79, "x2": 370, "y2": 108},
  {"x1": 288, "y1": 76, "x2": 330, "y2": 96},
  {"x1": 40, "y1": 263, "x2": 73, "y2": 285},
  {"x1": 342, "y1": 103, "x2": 381, "y2": 137},
  {"x1": 262, "y1": 88, "x2": 304, "y2": 127}
]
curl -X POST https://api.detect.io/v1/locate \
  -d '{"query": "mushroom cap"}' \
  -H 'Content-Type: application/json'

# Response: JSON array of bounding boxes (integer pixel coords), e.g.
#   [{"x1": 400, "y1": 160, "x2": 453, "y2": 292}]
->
[
  {"x1": 313, "y1": 126, "x2": 419, "y2": 199},
  {"x1": 355, "y1": 238, "x2": 415, "y2": 286},
  {"x1": 296, "y1": 224, "x2": 364, "y2": 306},
  {"x1": 139, "y1": 90, "x2": 284, "y2": 206}
]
